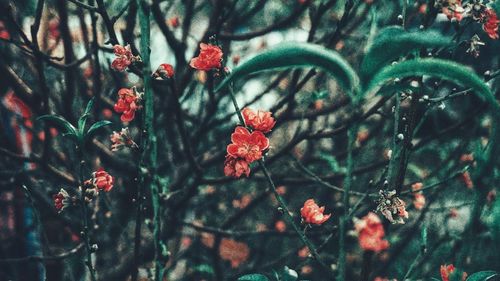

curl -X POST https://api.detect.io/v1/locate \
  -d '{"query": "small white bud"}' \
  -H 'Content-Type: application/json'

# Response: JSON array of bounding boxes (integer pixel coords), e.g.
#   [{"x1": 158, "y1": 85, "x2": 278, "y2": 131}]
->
[{"x1": 397, "y1": 133, "x2": 404, "y2": 140}]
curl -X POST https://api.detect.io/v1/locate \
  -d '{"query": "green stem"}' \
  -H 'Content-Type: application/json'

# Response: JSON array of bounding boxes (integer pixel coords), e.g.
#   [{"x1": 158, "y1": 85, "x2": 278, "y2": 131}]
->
[
  {"x1": 258, "y1": 160, "x2": 329, "y2": 270},
  {"x1": 137, "y1": 1, "x2": 161, "y2": 280},
  {"x1": 337, "y1": 123, "x2": 357, "y2": 281}
]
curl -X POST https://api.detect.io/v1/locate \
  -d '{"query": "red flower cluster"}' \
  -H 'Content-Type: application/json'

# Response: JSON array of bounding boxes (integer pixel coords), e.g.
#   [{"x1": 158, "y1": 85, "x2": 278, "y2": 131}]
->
[
  {"x1": 190, "y1": 43, "x2": 223, "y2": 71},
  {"x1": 242, "y1": 108, "x2": 276, "y2": 133},
  {"x1": 440, "y1": 264, "x2": 467, "y2": 281},
  {"x1": 300, "y1": 199, "x2": 331, "y2": 225},
  {"x1": 224, "y1": 108, "x2": 275, "y2": 178},
  {"x1": 114, "y1": 87, "x2": 141, "y2": 122},
  {"x1": 354, "y1": 212, "x2": 390, "y2": 252},
  {"x1": 111, "y1": 44, "x2": 139, "y2": 72},
  {"x1": 91, "y1": 168, "x2": 114, "y2": 192},
  {"x1": 53, "y1": 188, "x2": 71, "y2": 212},
  {"x1": 152, "y1": 63, "x2": 174, "y2": 80},
  {"x1": 483, "y1": 8, "x2": 500, "y2": 39}
]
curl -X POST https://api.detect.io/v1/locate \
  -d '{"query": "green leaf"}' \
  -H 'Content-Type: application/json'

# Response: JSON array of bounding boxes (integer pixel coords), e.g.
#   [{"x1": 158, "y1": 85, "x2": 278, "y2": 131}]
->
[
  {"x1": 84, "y1": 120, "x2": 112, "y2": 142},
  {"x1": 466, "y1": 271, "x2": 499, "y2": 281},
  {"x1": 37, "y1": 115, "x2": 78, "y2": 138},
  {"x1": 78, "y1": 98, "x2": 95, "y2": 137},
  {"x1": 216, "y1": 42, "x2": 360, "y2": 99},
  {"x1": 237, "y1": 274, "x2": 270, "y2": 281},
  {"x1": 360, "y1": 26, "x2": 451, "y2": 82},
  {"x1": 365, "y1": 58, "x2": 495, "y2": 105}
]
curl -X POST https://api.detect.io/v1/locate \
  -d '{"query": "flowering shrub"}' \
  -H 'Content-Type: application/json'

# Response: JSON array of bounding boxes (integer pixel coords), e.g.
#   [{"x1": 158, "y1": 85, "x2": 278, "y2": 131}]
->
[{"x1": 0, "y1": 1, "x2": 499, "y2": 281}]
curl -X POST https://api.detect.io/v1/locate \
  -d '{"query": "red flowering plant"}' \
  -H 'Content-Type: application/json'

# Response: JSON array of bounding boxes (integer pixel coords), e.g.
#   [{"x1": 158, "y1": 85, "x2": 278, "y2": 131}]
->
[{"x1": 4, "y1": 1, "x2": 500, "y2": 280}]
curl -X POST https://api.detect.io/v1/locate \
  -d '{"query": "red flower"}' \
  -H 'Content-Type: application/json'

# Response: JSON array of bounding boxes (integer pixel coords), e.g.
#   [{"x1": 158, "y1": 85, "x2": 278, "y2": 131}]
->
[
  {"x1": 227, "y1": 126, "x2": 269, "y2": 163},
  {"x1": 300, "y1": 199, "x2": 331, "y2": 225},
  {"x1": 224, "y1": 155, "x2": 250, "y2": 178},
  {"x1": 168, "y1": 16, "x2": 180, "y2": 28},
  {"x1": 53, "y1": 188, "x2": 70, "y2": 212},
  {"x1": 114, "y1": 88, "x2": 140, "y2": 122},
  {"x1": 190, "y1": 43, "x2": 223, "y2": 71},
  {"x1": 354, "y1": 212, "x2": 390, "y2": 252},
  {"x1": 483, "y1": 8, "x2": 499, "y2": 39},
  {"x1": 153, "y1": 63, "x2": 174, "y2": 80},
  {"x1": 242, "y1": 108, "x2": 276, "y2": 133},
  {"x1": 91, "y1": 168, "x2": 114, "y2": 192},
  {"x1": 0, "y1": 21, "x2": 10, "y2": 40},
  {"x1": 111, "y1": 44, "x2": 138, "y2": 72}
]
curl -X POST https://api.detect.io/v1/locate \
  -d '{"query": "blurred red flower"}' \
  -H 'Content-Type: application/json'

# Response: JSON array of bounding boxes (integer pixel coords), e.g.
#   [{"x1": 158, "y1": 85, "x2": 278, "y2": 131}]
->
[
  {"x1": 190, "y1": 43, "x2": 223, "y2": 71},
  {"x1": 354, "y1": 212, "x2": 389, "y2": 252},
  {"x1": 92, "y1": 168, "x2": 114, "y2": 192},
  {"x1": 483, "y1": 8, "x2": 500, "y2": 39},
  {"x1": 114, "y1": 88, "x2": 140, "y2": 122},
  {"x1": 168, "y1": 16, "x2": 180, "y2": 28},
  {"x1": 0, "y1": 21, "x2": 10, "y2": 40},
  {"x1": 219, "y1": 238, "x2": 250, "y2": 268},
  {"x1": 300, "y1": 199, "x2": 331, "y2": 225},
  {"x1": 242, "y1": 108, "x2": 276, "y2": 133},
  {"x1": 227, "y1": 126, "x2": 269, "y2": 163}
]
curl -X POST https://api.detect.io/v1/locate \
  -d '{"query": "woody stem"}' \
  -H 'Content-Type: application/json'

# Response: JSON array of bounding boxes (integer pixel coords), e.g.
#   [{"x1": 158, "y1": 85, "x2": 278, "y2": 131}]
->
[
  {"x1": 77, "y1": 149, "x2": 97, "y2": 281},
  {"x1": 226, "y1": 83, "x2": 329, "y2": 271}
]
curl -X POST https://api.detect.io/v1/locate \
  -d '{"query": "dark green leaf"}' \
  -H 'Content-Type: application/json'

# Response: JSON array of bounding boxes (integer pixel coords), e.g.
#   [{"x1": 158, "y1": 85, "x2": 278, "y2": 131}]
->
[
  {"x1": 365, "y1": 58, "x2": 495, "y2": 105},
  {"x1": 237, "y1": 274, "x2": 270, "y2": 281},
  {"x1": 466, "y1": 271, "x2": 499, "y2": 281},
  {"x1": 84, "y1": 121, "x2": 112, "y2": 142},
  {"x1": 78, "y1": 98, "x2": 95, "y2": 136},
  {"x1": 216, "y1": 42, "x2": 359, "y2": 98},
  {"x1": 37, "y1": 115, "x2": 78, "y2": 137},
  {"x1": 360, "y1": 26, "x2": 451, "y2": 82}
]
